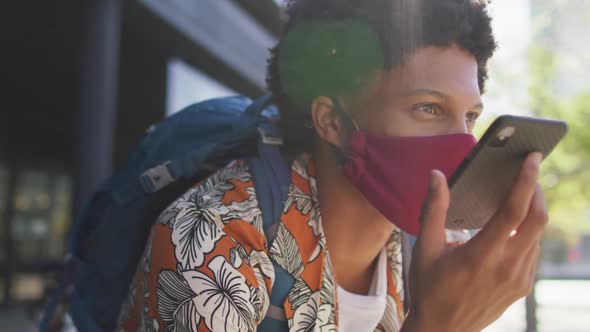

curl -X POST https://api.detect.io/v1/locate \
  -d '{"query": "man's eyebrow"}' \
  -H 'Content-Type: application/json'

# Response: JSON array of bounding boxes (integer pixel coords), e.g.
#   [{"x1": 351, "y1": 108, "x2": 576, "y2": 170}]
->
[
  {"x1": 401, "y1": 88, "x2": 447, "y2": 99},
  {"x1": 470, "y1": 102, "x2": 484, "y2": 112},
  {"x1": 402, "y1": 88, "x2": 484, "y2": 111}
]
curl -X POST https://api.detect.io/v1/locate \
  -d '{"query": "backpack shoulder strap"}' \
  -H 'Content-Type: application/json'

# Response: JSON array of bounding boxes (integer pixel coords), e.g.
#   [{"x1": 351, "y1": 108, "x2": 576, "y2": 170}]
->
[
  {"x1": 245, "y1": 95, "x2": 290, "y2": 243},
  {"x1": 249, "y1": 141, "x2": 293, "y2": 329},
  {"x1": 247, "y1": 103, "x2": 294, "y2": 330},
  {"x1": 249, "y1": 131, "x2": 290, "y2": 244}
]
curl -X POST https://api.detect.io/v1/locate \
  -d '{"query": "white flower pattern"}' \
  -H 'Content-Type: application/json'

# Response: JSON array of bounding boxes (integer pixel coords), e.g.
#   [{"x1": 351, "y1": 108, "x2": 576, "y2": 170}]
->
[
  {"x1": 119, "y1": 155, "x2": 405, "y2": 332},
  {"x1": 171, "y1": 207, "x2": 225, "y2": 269},
  {"x1": 269, "y1": 224, "x2": 305, "y2": 277},
  {"x1": 289, "y1": 291, "x2": 336, "y2": 332},
  {"x1": 156, "y1": 269, "x2": 201, "y2": 331},
  {"x1": 248, "y1": 250, "x2": 274, "y2": 322},
  {"x1": 184, "y1": 256, "x2": 256, "y2": 332}
]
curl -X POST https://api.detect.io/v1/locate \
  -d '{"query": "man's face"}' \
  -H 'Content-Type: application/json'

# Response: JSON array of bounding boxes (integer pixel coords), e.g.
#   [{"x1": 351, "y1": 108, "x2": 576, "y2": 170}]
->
[{"x1": 352, "y1": 44, "x2": 483, "y2": 137}]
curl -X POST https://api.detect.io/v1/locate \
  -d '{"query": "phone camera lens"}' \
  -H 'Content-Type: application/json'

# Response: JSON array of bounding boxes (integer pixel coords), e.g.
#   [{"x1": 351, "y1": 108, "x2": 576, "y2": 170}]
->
[{"x1": 489, "y1": 126, "x2": 516, "y2": 147}]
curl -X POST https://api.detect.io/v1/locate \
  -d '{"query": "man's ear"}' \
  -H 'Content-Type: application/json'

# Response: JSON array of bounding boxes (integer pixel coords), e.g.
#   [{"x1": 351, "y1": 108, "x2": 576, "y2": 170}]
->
[{"x1": 311, "y1": 96, "x2": 348, "y2": 148}]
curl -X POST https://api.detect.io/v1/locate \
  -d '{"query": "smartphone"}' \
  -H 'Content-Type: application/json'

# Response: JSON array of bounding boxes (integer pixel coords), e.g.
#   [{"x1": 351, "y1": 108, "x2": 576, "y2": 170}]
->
[{"x1": 446, "y1": 115, "x2": 568, "y2": 230}]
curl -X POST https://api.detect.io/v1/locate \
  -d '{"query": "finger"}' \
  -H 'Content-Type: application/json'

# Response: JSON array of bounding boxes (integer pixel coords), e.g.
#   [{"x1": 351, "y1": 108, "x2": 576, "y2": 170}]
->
[
  {"x1": 527, "y1": 244, "x2": 541, "y2": 283},
  {"x1": 522, "y1": 242, "x2": 541, "y2": 296},
  {"x1": 477, "y1": 152, "x2": 543, "y2": 244},
  {"x1": 509, "y1": 185, "x2": 548, "y2": 253},
  {"x1": 415, "y1": 170, "x2": 450, "y2": 267}
]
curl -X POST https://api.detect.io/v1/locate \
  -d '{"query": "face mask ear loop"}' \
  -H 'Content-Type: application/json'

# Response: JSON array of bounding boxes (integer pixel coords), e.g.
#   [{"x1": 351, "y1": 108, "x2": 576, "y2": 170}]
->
[
  {"x1": 331, "y1": 98, "x2": 359, "y2": 132},
  {"x1": 330, "y1": 98, "x2": 359, "y2": 165}
]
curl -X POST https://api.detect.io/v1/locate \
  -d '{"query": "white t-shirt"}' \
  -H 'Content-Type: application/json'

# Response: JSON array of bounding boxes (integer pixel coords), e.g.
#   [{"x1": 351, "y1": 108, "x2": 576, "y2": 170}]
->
[{"x1": 337, "y1": 248, "x2": 388, "y2": 332}]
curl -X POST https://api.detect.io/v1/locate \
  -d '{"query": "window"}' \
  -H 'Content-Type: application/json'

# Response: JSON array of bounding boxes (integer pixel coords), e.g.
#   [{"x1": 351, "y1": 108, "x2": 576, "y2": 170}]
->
[
  {"x1": 166, "y1": 58, "x2": 237, "y2": 116},
  {"x1": 0, "y1": 167, "x2": 73, "y2": 303},
  {"x1": 12, "y1": 170, "x2": 71, "y2": 264},
  {"x1": 0, "y1": 166, "x2": 7, "y2": 265}
]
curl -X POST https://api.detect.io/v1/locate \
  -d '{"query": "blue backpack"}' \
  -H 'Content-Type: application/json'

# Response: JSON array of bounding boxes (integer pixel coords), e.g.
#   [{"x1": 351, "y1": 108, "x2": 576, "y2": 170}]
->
[{"x1": 41, "y1": 95, "x2": 295, "y2": 332}]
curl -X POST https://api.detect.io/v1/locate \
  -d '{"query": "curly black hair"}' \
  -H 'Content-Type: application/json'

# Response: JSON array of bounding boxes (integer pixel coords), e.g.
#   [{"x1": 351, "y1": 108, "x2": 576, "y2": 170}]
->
[{"x1": 267, "y1": 0, "x2": 497, "y2": 154}]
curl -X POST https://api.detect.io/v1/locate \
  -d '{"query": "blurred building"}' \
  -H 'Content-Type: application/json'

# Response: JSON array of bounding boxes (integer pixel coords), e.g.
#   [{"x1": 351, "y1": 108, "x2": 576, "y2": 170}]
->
[
  {"x1": 581, "y1": 236, "x2": 590, "y2": 264},
  {"x1": 481, "y1": 0, "x2": 532, "y2": 120},
  {"x1": 1, "y1": 0, "x2": 282, "y2": 308},
  {"x1": 532, "y1": 0, "x2": 590, "y2": 97},
  {"x1": 531, "y1": 0, "x2": 590, "y2": 268}
]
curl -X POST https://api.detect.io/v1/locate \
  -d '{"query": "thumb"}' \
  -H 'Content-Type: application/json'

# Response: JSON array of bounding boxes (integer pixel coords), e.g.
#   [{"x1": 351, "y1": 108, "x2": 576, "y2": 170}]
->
[{"x1": 415, "y1": 170, "x2": 450, "y2": 267}]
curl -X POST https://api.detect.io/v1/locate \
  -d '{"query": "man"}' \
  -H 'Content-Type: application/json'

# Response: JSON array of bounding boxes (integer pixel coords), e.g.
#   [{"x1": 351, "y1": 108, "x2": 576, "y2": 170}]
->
[{"x1": 119, "y1": 0, "x2": 547, "y2": 331}]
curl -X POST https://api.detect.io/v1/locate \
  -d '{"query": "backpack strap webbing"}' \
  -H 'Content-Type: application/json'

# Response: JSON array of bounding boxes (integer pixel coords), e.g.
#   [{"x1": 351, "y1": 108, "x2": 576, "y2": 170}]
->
[{"x1": 248, "y1": 127, "x2": 293, "y2": 328}]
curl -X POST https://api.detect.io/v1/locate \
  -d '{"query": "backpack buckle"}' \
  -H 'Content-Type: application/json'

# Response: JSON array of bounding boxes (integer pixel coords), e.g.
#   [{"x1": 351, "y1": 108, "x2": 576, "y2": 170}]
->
[
  {"x1": 258, "y1": 126, "x2": 283, "y2": 145},
  {"x1": 140, "y1": 161, "x2": 176, "y2": 193}
]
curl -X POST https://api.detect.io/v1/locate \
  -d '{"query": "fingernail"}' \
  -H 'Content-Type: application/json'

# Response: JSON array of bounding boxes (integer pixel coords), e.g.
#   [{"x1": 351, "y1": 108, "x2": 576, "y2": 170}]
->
[
  {"x1": 430, "y1": 170, "x2": 440, "y2": 192},
  {"x1": 532, "y1": 152, "x2": 543, "y2": 166}
]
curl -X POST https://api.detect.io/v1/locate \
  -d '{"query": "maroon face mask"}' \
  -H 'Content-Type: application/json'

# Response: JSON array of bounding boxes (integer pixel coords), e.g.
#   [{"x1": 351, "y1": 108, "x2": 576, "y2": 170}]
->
[{"x1": 338, "y1": 109, "x2": 477, "y2": 236}]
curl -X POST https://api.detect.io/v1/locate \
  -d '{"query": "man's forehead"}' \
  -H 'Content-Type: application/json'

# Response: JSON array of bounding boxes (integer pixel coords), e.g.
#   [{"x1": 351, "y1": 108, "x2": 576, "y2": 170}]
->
[{"x1": 375, "y1": 45, "x2": 481, "y2": 98}]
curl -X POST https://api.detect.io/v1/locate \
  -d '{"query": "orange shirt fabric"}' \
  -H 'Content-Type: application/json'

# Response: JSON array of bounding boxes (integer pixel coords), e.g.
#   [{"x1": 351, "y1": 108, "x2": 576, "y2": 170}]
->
[{"x1": 118, "y1": 153, "x2": 405, "y2": 332}]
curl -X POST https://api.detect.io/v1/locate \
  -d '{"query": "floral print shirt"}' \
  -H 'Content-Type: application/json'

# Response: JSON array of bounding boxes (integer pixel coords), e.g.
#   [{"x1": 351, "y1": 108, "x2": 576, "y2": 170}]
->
[{"x1": 118, "y1": 153, "x2": 405, "y2": 332}]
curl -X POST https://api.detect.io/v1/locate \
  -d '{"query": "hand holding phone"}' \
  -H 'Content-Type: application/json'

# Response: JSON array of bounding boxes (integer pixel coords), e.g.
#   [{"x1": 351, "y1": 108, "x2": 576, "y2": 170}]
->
[
  {"x1": 406, "y1": 153, "x2": 547, "y2": 332},
  {"x1": 446, "y1": 115, "x2": 567, "y2": 230}
]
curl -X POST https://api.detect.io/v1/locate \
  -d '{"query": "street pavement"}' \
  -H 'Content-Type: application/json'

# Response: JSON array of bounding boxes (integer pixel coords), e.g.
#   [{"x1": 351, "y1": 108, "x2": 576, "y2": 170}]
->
[{"x1": 485, "y1": 280, "x2": 590, "y2": 332}]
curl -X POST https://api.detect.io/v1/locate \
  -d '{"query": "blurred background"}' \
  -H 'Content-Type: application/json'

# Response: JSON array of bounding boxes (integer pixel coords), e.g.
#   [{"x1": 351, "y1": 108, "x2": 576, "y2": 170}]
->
[{"x1": 0, "y1": 0, "x2": 588, "y2": 331}]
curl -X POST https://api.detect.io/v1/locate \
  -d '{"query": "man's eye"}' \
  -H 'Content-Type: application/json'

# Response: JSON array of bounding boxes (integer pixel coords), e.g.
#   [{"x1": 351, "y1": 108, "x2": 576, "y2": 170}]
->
[
  {"x1": 466, "y1": 111, "x2": 480, "y2": 123},
  {"x1": 415, "y1": 104, "x2": 440, "y2": 115}
]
